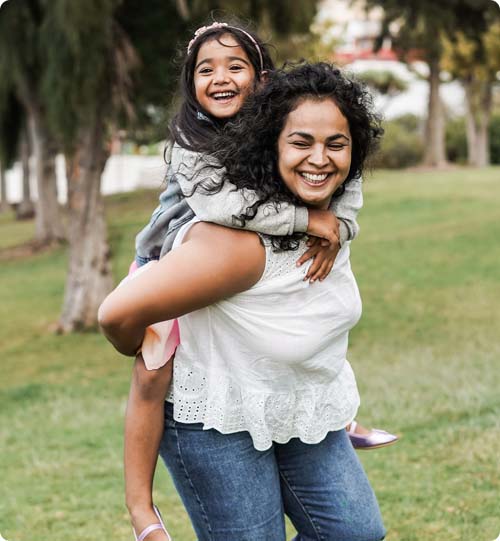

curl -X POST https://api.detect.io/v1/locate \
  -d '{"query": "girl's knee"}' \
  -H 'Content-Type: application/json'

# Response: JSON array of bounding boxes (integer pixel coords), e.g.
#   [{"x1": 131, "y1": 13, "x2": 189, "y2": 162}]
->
[{"x1": 132, "y1": 357, "x2": 172, "y2": 401}]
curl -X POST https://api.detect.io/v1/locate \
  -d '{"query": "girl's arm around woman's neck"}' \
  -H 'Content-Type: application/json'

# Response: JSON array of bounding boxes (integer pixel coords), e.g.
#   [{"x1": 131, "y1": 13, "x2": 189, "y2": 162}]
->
[{"x1": 98, "y1": 223, "x2": 266, "y2": 356}]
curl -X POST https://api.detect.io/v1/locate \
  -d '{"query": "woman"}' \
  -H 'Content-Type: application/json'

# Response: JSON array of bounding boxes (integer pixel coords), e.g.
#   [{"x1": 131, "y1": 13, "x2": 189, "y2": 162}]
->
[{"x1": 99, "y1": 62, "x2": 385, "y2": 540}]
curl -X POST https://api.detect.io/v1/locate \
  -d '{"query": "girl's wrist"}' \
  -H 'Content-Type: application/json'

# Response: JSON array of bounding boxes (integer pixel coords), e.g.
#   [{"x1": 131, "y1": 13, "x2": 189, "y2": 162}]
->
[{"x1": 294, "y1": 207, "x2": 309, "y2": 233}]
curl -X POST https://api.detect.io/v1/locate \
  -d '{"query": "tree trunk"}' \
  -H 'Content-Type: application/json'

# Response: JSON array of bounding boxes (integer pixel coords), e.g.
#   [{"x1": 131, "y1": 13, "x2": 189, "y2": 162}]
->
[
  {"x1": 464, "y1": 78, "x2": 492, "y2": 168},
  {"x1": 27, "y1": 105, "x2": 65, "y2": 243},
  {"x1": 464, "y1": 81, "x2": 478, "y2": 166},
  {"x1": 423, "y1": 57, "x2": 447, "y2": 167},
  {"x1": 476, "y1": 118, "x2": 490, "y2": 167},
  {"x1": 58, "y1": 115, "x2": 113, "y2": 332},
  {"x1": 0, "y1": 161, "x2": 8, "y2": 213},
  {"x1": 175, "y1": 0, "x2": 190, "y2": 20},
  {"x1": 16, "y1": 124, "x2": 36, "y2": 220}
]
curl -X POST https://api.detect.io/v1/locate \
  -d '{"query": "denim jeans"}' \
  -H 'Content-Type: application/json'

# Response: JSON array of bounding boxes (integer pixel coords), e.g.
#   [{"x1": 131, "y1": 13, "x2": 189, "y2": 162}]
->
[{"x1": 159, "y1": 402, "x2": 386, "y2": 541}]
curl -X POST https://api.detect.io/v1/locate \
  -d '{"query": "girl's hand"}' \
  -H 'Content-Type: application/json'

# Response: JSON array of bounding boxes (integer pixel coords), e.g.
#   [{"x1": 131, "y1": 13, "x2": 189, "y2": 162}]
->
[
  {"x1": 306, "y1": 208, "x2": 340, "y2": 245},
  {"x1": 296, "y1": 236, "x2": 340, "y2": 283}
]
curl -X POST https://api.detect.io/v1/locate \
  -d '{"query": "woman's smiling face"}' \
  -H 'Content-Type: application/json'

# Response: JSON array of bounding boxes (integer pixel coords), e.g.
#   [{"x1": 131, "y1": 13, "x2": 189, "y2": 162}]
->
[
  {"x1": 277, "y1": 98, "x2": 352, "y2": 209},
  {"x1": 194, "y1": 34, "x2": 256, "y2": 119}
]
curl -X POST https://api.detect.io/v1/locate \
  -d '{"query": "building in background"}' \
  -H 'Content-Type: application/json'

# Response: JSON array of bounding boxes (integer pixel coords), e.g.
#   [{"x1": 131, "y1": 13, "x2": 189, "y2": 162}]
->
[
  {"x1": 315, "y1": 0, "x2": 465, "y2": 119},
  {"x1": 3, "y1": 153, "x2": 165, "y2": 205}
]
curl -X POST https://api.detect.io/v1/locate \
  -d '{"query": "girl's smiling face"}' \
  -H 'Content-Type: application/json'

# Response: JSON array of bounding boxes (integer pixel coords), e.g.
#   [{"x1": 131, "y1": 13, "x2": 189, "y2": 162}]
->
[
  {"x1": 277, "y1": 98, "x2": 352, "y2": 209},
  {"x1": 194, "y1": 34, "x2": 256, "y2": 119}
]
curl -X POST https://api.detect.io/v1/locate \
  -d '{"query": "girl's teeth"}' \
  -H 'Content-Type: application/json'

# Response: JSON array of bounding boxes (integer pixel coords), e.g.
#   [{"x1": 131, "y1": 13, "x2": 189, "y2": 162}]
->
[
  {"x1": 301, "y1": 172, "x2": 328, "y2": 183},
  {"x1": 213, "y1": 92, "x2": 235, "y2": 99}
]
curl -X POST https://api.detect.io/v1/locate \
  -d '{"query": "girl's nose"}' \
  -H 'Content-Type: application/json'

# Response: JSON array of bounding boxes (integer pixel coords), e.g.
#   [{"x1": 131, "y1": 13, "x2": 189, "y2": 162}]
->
[{"x1": 213, "y1": 68, "x2": 230, "y2": 84}]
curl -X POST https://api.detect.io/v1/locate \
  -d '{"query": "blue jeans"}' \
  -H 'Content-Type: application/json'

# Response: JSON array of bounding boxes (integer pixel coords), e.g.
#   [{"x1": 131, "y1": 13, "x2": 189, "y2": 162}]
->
[{"x1": 159, "y1": 402, "x2": 385, "y2": 541}]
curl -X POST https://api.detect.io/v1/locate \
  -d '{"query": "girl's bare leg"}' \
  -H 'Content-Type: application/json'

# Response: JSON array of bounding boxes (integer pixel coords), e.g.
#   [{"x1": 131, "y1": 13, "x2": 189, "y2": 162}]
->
[{"x1": 125, "y1": 354, "x2": 173, "y2": 540}]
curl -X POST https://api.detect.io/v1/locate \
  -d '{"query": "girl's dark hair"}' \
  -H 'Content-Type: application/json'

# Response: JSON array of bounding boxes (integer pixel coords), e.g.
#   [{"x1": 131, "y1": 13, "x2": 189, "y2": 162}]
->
[
  {"x1": 209, "y1": 62, "x2": 383, "y2": 251},
  {"x1": 169, "y1": 20, "x2": 275, "y2": 152}
]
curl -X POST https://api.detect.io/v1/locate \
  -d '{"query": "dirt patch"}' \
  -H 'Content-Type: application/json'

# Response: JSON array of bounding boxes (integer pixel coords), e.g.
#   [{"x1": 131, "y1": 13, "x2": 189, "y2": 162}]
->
[
  {"x1": 0, "y1": 239, "x2": 64, "y2": 262},
  {"x1": 406, "y1": 163, "x2": 463, "y2": 173}
]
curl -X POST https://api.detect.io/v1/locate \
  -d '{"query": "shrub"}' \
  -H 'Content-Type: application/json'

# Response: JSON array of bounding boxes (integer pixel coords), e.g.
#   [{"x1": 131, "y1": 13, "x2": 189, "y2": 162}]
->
[
  {"x1": 375, "y1": 114, "x2": 424, "y2": 169},
  {"x1": 375, "y1": 112, "x2": 500, "y2": 169},
  {"x1": 446, "y1": 117, "x2": 467, "y2": 164},
  {"x1": 489, "y1": 112, "x2": 500, "y2": 164},
  {"x1": 392, "y1": 113, "x2": 420, "y2": 132}
]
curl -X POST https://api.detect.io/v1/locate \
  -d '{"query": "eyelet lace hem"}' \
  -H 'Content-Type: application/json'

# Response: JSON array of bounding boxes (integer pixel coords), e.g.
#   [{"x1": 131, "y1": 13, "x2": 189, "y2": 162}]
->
[{"x1": 167, "y1": 358, "x2": 360, "y2": 451}]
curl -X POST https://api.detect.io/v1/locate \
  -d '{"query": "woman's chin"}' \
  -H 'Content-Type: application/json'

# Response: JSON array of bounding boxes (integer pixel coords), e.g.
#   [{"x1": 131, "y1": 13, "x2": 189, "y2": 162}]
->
[{"x1": 298, "y1": 191, "x2": 332, "y2": 209}]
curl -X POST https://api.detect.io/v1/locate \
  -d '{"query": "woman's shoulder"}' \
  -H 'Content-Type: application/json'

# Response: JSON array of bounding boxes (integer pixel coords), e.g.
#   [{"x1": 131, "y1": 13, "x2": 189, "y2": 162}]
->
[
  {"x1": 186, "y1": 222, "x2": 264, "y2": 254},
  {"x1": 184, "y1": 222, "x2": 266, "y2": 286}
]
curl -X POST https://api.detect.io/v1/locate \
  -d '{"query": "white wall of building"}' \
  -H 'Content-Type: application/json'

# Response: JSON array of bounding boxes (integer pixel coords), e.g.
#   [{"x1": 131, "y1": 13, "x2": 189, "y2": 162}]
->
[
  {"x1": 3, "y1": 154, "x2": 166, "y2": 204},
  {"x1": 346, "y1": 60, "x2": 466, "y2": 119}
]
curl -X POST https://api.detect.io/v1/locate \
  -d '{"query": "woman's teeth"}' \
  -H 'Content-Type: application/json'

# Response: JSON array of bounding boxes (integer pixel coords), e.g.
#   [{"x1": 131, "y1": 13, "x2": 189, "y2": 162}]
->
[{"x1": 300, "y1": 172, "x2": 329, "y2": 184}]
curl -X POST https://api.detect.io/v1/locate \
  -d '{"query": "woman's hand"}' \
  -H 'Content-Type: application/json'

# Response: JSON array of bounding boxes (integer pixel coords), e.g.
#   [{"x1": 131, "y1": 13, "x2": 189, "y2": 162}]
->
[{"x1": 296, "y1": 236, "x2": 341, "y2": 282}]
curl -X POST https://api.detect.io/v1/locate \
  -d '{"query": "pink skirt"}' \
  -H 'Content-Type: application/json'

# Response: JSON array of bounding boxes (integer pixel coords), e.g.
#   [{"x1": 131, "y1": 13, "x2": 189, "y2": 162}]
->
[{"x1": 127, "y1": 260, "x2": 180, "y2": 370}]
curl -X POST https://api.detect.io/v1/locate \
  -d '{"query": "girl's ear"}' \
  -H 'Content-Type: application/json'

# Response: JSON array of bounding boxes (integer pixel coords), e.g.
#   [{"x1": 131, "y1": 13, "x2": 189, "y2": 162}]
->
[{"x1": 258, "y1": 70, "x2": 269, "y2": 86}]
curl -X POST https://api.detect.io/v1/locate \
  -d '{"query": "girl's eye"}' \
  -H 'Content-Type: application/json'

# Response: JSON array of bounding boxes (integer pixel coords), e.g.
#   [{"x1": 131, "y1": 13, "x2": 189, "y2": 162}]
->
[
  {"x1": 199, "y1": 68, "x2": 212, "y2": 74},
  {"x1": 292, "y1": 141, "x2": 309, "y2": 148},
  {"x1": 229, "y1": 65, "x2": 244, "y2": 71}
]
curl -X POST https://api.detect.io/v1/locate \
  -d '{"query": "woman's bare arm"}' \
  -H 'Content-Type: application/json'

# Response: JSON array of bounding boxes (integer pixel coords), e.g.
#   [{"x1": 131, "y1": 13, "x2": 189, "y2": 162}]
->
[{"x1": 99, "y1": 223, "x2": 265, "y2": 356}]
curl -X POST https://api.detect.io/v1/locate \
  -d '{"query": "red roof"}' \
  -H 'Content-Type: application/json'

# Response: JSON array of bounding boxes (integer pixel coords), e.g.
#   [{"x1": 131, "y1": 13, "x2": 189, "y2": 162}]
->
[{"x1": 334, "y1": 47, "x2": 398, "y2": 62}]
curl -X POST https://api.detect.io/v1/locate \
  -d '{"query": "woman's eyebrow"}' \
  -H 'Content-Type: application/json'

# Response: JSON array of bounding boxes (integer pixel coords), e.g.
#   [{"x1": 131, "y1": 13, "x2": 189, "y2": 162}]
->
[
  {"x1": 195, "y1": 56, "x2": 250, "y2": 70},
  {"x1": 327, "y1": 134, "x2": 350, "y2": 143},
  {"x1": 287, "y1": 131, "x2": 314, "y2": 140},
  {"x1": 287, "y1": 132, "x2": 350, "y2": 142}
]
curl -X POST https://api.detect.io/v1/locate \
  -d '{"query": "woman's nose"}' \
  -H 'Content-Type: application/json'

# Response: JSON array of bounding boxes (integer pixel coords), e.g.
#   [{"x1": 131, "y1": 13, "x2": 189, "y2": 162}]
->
[{"x1": 308, "y1": 145, "x2": 329, "y2": 168}]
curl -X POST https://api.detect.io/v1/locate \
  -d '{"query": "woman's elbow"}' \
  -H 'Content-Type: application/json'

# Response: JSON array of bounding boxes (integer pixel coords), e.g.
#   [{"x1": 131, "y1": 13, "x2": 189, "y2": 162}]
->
[
  {"x1": 98, "y1": 297, "x2": 140, "y2": 356},
  {"x1": 98, "y1": 296, "x2": 112, "y2": 331},
  {"x1": 98, "y1": 294, "x2": 127, "y2": 338}
]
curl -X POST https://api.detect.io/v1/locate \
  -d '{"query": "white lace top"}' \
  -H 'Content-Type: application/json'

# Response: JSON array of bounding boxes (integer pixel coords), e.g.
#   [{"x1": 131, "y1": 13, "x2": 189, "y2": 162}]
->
[{"x1": 167, "y1": 219, "x2": 362, "y2": 451}]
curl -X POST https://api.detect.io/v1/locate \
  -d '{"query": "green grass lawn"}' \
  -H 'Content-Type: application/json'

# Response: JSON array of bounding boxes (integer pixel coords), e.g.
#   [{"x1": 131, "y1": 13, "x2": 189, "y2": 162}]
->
[{"x1": 1, "y1": 168, "x2": 499, "y2": 541}]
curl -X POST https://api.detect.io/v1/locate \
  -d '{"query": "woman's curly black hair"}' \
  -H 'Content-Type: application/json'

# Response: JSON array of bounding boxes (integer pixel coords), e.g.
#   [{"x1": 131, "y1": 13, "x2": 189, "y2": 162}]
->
[{"x1": 207, "y1": 62, "x2": 383, "y2": 250}]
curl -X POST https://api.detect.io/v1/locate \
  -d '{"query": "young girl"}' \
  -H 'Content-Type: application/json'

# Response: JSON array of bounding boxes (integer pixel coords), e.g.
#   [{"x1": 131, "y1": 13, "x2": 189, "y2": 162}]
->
[{"x1": 114, "y1": 21, "x2": 396, "y2": 541}]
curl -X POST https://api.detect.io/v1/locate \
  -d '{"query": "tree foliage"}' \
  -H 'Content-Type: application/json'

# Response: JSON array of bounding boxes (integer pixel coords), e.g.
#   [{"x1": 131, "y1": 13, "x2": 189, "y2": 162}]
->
[
  {"x1": 173, "y1": 0, "x2": 316, "y2": 35},
  {"x1": 442, "y1": 21, "x2": 500, "y2": 84},
  {"x1": 441, "y1": 19, "x2": 500, "y2": 166},
  {"x1": 1, "y1": 0, "x2": 321, "y2": 330},
  {"x1": 366, "y1": 0, "x2": 497, "y2": 63},
  {"x1": 114, "y1": 0, "x2": 189, "y2": 143},
  {"x1": 40, "y1": 0, "x2": 137, "y2": 150},
  {"x1": 171, "y1": 0, "x2": 318, "y2": 67},
  {"x1": 0, "y1": 0, "x2": 42, "y2": 98},
  {"x1": 0, "y1": 1, "x2": 41, "y2": 167},
  {"x1": 356, "y1": 70, "x2": 407, "y2": 96},
  {"x1": 0, "y1": 92, "x2": 23, "y2": 168},
  {"x1": 363, "y1": 0, "x2": 499, "y2": 167},
  {"x1": 0, "y1": 0, "x2": 65, "y2": 243}
]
